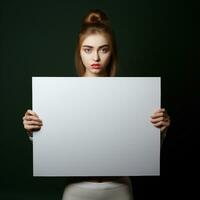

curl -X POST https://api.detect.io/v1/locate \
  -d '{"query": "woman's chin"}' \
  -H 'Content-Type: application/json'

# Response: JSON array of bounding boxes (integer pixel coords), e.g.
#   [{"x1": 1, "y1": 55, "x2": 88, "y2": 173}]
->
[
  {"x1": 91, "y1": 68, "x2": 101, "y2": 73},
  {"x1": 84, "y1": 67, "x2": 107, "y2": 76},
  {"x1": 90, "y1": 68, "x2": 104, "y2": 74}
]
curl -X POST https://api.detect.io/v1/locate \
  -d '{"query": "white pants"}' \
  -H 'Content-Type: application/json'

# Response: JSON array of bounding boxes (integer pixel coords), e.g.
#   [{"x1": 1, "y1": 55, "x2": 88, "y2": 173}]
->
[{"x1": 62, "y1": 181, "x2": 133, "y2": 200}]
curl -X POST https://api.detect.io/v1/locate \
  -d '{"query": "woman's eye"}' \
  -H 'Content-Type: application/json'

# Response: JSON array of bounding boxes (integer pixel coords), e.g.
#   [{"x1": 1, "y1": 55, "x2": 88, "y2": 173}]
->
[
  {"x1": 84, "y1": 48, "x2": 92, "y2": 53},
  {"x1": 100, "y1": 48, "x2": 109, "y2": 53}
]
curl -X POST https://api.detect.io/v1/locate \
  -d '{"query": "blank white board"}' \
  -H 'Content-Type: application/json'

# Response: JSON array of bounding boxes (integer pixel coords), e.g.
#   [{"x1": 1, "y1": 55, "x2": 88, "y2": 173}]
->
[{"x1": 32, "y1": 77, "x2": 160, "y2": 176}]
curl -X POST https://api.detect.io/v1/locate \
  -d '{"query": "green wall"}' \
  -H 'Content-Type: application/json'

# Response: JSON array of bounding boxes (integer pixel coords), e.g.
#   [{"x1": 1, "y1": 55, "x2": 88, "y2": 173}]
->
[{"x1": 1, "y1": 0, "x2": 198, "y2": 199}]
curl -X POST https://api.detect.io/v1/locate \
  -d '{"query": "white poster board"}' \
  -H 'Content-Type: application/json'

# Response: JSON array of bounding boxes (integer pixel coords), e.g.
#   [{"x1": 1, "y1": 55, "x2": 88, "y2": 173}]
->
[{"x1": 32, "y1": 77, "x2": 160, "y2": 176}]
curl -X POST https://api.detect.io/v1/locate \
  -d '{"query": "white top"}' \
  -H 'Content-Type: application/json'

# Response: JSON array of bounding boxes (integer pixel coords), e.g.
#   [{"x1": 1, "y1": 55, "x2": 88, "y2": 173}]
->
[{"x1": 74, "y1": 181, "x2": 125, "y2": 189}]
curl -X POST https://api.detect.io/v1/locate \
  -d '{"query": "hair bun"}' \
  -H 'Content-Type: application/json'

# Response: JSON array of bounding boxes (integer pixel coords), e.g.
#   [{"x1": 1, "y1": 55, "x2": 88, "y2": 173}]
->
[{"x1": 83, "y1": 9, "x2": 109, "y2": 25}]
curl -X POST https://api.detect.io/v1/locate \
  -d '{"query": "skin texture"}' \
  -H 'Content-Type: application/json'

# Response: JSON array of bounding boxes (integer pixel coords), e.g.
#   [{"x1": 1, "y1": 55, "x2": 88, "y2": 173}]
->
[{"x1": 23, "y1": 33, "x2": 170, "y2": 135}]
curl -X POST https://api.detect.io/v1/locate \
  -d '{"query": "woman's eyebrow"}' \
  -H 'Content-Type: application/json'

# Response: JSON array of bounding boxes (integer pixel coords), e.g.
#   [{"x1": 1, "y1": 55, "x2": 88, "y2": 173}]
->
[
  {"x1": 98, "y1": 44, "x2": 109, "y2": 49},
  {"x1": 82, "y1": 45, "x2": 93, "y2": 48},
  {"x1": 82, "y1": 44, "x2": 109, "y2": 48}
]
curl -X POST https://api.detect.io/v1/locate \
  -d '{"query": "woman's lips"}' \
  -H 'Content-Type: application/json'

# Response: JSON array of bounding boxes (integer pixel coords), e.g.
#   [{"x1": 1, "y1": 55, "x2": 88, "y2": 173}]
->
[{"x1": 91, "y1": 64, "x2": 101, "y2": 69}]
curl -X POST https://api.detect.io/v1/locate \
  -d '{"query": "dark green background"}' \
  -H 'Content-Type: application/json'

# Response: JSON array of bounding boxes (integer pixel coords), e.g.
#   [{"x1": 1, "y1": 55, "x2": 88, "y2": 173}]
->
[{"x1": 1, "y1": 0, "x2": 199, "y2": 199}]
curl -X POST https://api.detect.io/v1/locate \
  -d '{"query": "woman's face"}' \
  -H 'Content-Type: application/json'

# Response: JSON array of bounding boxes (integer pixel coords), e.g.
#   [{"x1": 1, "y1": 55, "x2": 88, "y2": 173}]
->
[{"x1": 80, "y1": 33, "x2": 112, "y2": 77}]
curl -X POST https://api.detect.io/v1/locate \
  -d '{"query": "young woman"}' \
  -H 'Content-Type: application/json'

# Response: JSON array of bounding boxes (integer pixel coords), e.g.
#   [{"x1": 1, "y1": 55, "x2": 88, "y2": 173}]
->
[{"x1": 23, "y1": 9, "x2": 170, "y2": 200}]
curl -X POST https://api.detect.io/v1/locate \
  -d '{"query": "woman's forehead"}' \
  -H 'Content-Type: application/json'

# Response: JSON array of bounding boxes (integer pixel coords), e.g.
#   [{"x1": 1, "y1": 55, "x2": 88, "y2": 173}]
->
[{"x1": 81, "y1": 33, "x2": 110, "y2": 47}]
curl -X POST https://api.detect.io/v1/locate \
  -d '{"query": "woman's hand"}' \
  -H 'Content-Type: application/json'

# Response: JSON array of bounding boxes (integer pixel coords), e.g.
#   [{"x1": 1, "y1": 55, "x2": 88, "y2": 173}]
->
[
  {"x1": 22, "y1": 109, "x2": 43, "y2": 135},
  {"x1": 150, "y1": 108, "x2": 170, "y2": 134}
]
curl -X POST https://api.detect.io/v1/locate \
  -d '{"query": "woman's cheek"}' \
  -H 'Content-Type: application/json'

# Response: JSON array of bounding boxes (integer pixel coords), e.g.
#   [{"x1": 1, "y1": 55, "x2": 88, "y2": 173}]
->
[{"x1": 102, "y1": 53, "x2": 111, "y2": 67}]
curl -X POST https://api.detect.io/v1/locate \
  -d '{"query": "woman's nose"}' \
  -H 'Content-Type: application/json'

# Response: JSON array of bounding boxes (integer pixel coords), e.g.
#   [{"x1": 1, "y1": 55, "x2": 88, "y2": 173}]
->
[{"x1": 92, "y1": 51, "x2": 100, "y2": 61}]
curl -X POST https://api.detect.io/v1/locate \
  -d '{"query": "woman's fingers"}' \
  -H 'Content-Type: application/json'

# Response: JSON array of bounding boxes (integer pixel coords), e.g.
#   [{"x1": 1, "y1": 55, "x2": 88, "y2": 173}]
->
[
  {"x1": 23, "y1": 119, "x2": 43, "y2": 131},
  {"x1": 23, "y1": 115, "x2": 42, "y2": 123},
  {"x1": 23, "y1": 120, "x2": 43, "y2": 126},
  {"x1": 150, "y1": 116, "x2": 165, "y2": 123},
  {"x1": 23, "y1": 109, "x2": 42, "y2": 123},
  {"x1": 24, "y1": 125, "x2": 41, "y2": 131},
  {"x1": 25, "y1": 109, "x2": 39, "y2": 117},
  {"x1": 154, "y1": 108, "x2": 166, "y2": 113},
  {"x1": 151, "y1": 108, "x2": 169, "y2": 121},
  {"x1": 23, "y1": 109, "x2": 43, "y2": 132},
  {"x1": 150, "y1": 108, "x2": 170, "y2": 133},
  {"x1": 23, "y1": 120, "x2": 42, "y2": 131},
  {"x1": 151, "y1": 109, "x2": 167, "y2": 118},
  {"x1": 153, "y1": 121, "x2": 170, "y2": 133},
  {"x1": 153, "y1": 120, "x2": 169, "y2": 128}
]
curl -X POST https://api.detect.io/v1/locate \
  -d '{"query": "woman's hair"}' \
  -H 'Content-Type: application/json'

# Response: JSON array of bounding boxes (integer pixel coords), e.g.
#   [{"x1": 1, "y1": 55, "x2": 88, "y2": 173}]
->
[{"x1": 75, "y1": 9, "x2": 118, "y2": 77}]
